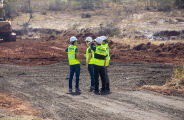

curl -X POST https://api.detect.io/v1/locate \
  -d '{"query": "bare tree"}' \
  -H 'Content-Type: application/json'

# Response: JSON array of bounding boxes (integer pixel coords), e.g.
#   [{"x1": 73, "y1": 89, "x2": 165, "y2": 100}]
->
[{"x1": 28, "y1": 0, "x2": 32, "y2": 19}]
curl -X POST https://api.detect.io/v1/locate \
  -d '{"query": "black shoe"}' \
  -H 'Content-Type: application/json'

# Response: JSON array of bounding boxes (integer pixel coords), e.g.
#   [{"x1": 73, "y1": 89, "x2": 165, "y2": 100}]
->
[
  {"x1": 99, "y1": 88, "x2": 106, "y2": 95},
  {"x1": 94, "y1": 91, "x2": 99, "y2": 95},
  {"x1": 89, "y1": 87, "x2": 94, "y2": 92},
  {"x1": 105, "y1": 89, "x2": 111, "y2": 94},
  {"x1": 75, "y1": 89, "x2": 81, "y2": 93},
  {"x1": 100, "y1": 91, "x2": 106, "y2": 95}
]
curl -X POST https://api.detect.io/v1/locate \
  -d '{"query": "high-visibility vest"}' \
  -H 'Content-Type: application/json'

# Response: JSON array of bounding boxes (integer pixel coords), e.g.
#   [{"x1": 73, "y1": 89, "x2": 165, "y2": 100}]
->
[
  {"x1": 94, "y1": 45, "x2": 107, "y2": 66},
  {"x1": 102, "y1": 43, "x2": 110, "y2": 66},
  {"x1": 67, "y1": 45, "x2": 80, "y2": 65},
  {"x1": 86, "y1": 46, "x2": 94, "y2": 64}
]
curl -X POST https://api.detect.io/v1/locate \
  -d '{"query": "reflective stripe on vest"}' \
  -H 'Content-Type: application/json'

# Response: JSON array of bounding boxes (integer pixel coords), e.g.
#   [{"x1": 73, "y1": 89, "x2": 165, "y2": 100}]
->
[
  {"x1": 94, "y1": 45, "x2": 107, "y2": 66},
  {"x1": 86, "y1": 47, "x2": 94, "y2": 64},
  {"x1": 102, "y1": 43, "x2": 110, "y2": 66},
  {"x1": 68, "y1": 45, "x2": 80, "y2": 65}
]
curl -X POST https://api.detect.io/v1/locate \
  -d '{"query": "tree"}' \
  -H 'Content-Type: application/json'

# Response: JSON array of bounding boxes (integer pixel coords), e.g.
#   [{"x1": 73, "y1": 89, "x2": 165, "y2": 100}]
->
[
  {"x1": 28, "y1": 0, "x2": 32, "y2": 19},
  {"x1": 175, "y1": 0, "x2": 184, "y2": 9}
]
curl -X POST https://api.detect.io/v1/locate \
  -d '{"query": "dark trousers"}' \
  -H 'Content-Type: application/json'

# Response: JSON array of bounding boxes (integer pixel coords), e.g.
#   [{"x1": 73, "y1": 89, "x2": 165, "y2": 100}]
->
[
  {"x1": 105, "y1": 67, "x2": 110, "y2": 91},
  {"x1": 88, "y1": 64, "x2": 95, "y2": 88},
  {"x1": 94, "y1": 65, "x2": 106, "y2": 92},
  {"x1": 69, "y1": 64, "x2": 80, "y2": 90}
]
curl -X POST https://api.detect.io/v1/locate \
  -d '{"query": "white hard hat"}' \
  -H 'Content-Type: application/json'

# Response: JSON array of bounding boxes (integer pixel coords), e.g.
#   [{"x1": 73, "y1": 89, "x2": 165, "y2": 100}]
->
[
  {"x1": 95, "y1": 37, "x2": 102, "y2": 44},
  {"x1": 100, "y1": 36, "x2": 107, "y2": 41},
  {"x1": 70, "y1": 36, "x2": 77, "y2": 43},
  {"x1": 85, "y1": 37, "x2": 93, "y2": 42}
]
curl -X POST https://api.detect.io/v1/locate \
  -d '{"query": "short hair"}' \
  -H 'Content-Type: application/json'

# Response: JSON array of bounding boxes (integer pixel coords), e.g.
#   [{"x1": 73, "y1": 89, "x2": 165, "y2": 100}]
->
[{"x1": 71, "y1": 41, "x2": 75, "y2": 45}]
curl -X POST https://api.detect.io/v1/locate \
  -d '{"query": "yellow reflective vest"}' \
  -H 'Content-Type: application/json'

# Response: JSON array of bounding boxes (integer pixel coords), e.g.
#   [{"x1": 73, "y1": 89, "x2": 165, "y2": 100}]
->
[
  {"x1": 94, "y1": 45, "x2": 107, "y2": 66},
  {"x1": 67, "y1": 45, "x2": 80, "y2": 65},
  {"x1": 86, "y1": 46, "x2": 95, "y2": 65},
  {"x1": 102, "y1": 43, "x2": 110, "y2": 67}
]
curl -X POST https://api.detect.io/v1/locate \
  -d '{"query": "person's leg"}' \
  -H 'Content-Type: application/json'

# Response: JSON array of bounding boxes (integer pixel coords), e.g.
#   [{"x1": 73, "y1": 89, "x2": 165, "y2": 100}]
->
[
  {"x1": 94, "y1": 65, "x2": 99, "y2": 93},
  {"x1": 105, "y1": 67, "x2": 110, "y2": 91},
  {"x1": 69, "y1": 65, "x2": 75, "y2": 91},
  {"x1": 99, "y1": 66, "x2": 106, "y2": 92},
  {"x1": 75, "y1": 65, "x2": 80, "y2": 91},
  {"x1": 88, "y1": 64, "x2": 95, "y2": 89}
]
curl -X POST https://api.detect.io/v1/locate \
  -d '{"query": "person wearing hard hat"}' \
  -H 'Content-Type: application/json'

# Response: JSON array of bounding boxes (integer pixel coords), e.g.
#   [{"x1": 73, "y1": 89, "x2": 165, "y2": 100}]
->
[
  {"x1": 65, "y1": 36, "x2": 81, "y2": 93},
  {"x1": 91, "y1": 37, "x2": 107, "y2": 94},
  {"x1": 85, "y1": 37, "x2": 95, "y2": 91},
  {"x1": 101, "y1": 36, "x2": 110, "y2": 93}
]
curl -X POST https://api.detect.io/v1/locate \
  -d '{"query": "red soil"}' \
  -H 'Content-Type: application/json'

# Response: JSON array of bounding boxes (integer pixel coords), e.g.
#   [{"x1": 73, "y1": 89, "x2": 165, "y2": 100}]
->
[{"x1": 0, "y1": 33, "x2": 184, "y2": 66}]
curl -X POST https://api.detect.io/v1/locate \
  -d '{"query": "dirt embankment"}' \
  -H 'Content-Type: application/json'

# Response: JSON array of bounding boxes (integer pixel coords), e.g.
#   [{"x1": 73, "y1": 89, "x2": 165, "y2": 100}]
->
[
  {"x1": 1, "y1": 30, "x2": 184, "y2": 66},
  {"x1": 111, "y1": 41, "x2": 184, "y2": 65}
]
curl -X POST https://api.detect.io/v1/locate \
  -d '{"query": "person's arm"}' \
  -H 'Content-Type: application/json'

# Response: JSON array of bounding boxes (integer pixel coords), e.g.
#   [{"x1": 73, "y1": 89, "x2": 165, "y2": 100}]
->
[
  {"x1": 88, "y1": 53, "x2": 92, "y2": 64},
  {"x1": 87, "y1": 48, "x2": 92, "y2": 64},
  {"x1": 104, "y1": 57, "x2": 106, "y2": 67},
  {"x1": 104, "y1": 51, "x2": 107, "y2": 67},
  {"x1": 65, "y1": 48, "x2": 68, "y2": 52},
  {"x1": 75, "y1": 48, "x2": 79, "y2": 61},
  {"x1": 86, "y1": 48, "x2": 91, "y2": 68}
]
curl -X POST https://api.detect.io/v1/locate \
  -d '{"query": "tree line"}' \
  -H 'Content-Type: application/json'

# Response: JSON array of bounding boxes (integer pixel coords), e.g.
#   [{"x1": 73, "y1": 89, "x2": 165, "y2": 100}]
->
[{"x1": 3, "y1": 0, "x2": 184, "y2": 18}]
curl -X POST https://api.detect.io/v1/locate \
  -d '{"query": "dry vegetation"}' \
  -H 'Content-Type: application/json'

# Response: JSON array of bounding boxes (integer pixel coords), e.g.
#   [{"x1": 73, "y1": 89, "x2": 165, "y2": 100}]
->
[
  {"x1": 5, "y1": 0, "x2": 184, "y2": 18},
  {"x1": 142, "y1": 65, "x2": 184, "y2": 96}
]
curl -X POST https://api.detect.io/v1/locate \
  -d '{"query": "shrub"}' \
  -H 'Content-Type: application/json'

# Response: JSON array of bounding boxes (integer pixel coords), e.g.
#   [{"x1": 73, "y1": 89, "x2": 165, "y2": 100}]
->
[
  {"x1": 99, "y1": 22, "x2": 121, "y2": 37},
  {"x1": 4, "y1": 0, "x2": 22, "y2": 19},
  {"x1": 49, "y1": 0, "x2": 67, "y2": 11},
  {"x1": 175, "y1": 0, "x2": 184, "y2": 9},
  {"x1": 81, "y1": 13, "x2": 91, "y2": 18},
  {"x1": 166, "y1": 65, "x2": 184, "y2": 87}
]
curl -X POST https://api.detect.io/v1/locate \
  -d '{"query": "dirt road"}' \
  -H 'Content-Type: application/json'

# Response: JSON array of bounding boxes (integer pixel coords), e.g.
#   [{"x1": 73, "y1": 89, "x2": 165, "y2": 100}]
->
[{"x1": 0, "y1": 63, "x2": 184, "y2": 120}]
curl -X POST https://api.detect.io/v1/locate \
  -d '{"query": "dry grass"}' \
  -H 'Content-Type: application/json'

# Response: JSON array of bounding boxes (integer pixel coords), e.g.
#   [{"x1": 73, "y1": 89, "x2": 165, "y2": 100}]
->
[
  {"x1": 111, "y1": 37, "x2": 184, "y2": 48},
  {"x1": 141, "y1": 65, "x2": 184, "y2": 96}
]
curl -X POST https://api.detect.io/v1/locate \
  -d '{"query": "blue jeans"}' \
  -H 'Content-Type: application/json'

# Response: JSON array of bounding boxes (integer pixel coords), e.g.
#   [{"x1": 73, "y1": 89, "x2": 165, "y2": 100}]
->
[
  {"x1": 88, "y1": 64, "x2": 94, "y2": 88},
  {"x1": 69, "y1": 64, "x2": 80, "y2": 90}
]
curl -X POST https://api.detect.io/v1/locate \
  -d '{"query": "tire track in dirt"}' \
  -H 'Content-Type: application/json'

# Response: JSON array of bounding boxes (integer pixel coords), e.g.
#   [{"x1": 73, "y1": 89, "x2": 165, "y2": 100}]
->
[
  {"x1": 0, "y1": 63, "x2": 183, "y2": 120},
  {"x1": 37, "y1": 86, "x2": 184, "y2": 120}
]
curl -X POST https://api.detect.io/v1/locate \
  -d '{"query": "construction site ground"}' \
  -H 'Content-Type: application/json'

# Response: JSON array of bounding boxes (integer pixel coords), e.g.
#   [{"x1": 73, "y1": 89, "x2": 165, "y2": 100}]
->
[
  {"x1": 0, "y1": 9, "x2": 184, "y2": 119},
  {"x1": 0, "y1": 38, "x2": 184, "y2": 120},
  {"x1": 0, "y1": 62, "x2": 184, "y2": 120}
]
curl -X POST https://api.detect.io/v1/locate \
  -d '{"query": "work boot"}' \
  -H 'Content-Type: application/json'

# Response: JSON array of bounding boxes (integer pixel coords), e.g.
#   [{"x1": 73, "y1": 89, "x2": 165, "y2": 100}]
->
[
  {"x1": 68, "y1": 89, "x2": 72, "y2": 94},
  {"x1": 94, "y1": 91, "x2": 99, "y2": 95},
  {"x1": 89, "y1": 86, "x2": 94, "y2": 92},
  {"x1": 100, "y1": 88, "x2": 106, "y2": 95},
  {"x1": 105, "y1": 89, "x2": 111, "y2": 94},
  {"x1": 75, "y1": 88, "x2": 81, "y2": 93}
]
